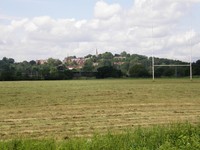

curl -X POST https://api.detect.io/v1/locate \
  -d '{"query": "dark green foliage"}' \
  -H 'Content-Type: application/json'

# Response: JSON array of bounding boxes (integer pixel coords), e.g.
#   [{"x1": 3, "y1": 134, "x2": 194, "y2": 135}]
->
[
  {"x1": 0, "y1": 58, "x2": 15, "y2": 80},
  {"x1": 129, "y1": 64, "x2": 150, "y2": 77},
  {"x1": 96, "y1": 66, "x2": 122, "y2": 78},
  {"x1": 29, "y1": 60, "x2": 36, "y2": 65},
  {"x1": 0, "y1": 139, "x2": 56, "y2": 150},
  {"x1": 0, "y1": 123, "x2": 199, "y2": 150},
  {"x1": 0, "y1": 57, "x2": 73, "y2": 81},
  {"x1": 82, "y1": 60, "x2": 94, "y2": 72},
  {"x1": 101, "y1": 52, "x2": 113, "y2": 59},
  {"x1": 193, "y1": 60, "x2": 200, "y2": 75},
  {"x1": 163, "y1": 67, "x2": 174, "y2": 77},
  {"x1": 155, "y1": 66, "x2": 190, "y2": 78},
  {"x1": 99, "y1": 59, "x2": 112, "y2": 67}
]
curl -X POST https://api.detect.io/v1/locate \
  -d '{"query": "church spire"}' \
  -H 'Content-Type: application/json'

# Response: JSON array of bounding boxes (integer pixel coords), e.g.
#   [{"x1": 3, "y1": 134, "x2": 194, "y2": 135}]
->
[{"x1": 96, "y1": 48, "x2": 98, "y2": 57}]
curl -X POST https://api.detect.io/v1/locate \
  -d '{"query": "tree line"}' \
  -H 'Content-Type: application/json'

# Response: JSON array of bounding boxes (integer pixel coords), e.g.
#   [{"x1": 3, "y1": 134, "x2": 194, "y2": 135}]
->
[{"x1": 0, "y1": 52, "x2": 199, "y2": 81}]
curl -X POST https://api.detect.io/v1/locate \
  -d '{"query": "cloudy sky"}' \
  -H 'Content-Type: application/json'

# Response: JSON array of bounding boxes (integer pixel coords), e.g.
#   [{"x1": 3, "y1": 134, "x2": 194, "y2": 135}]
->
[{"x1": 0, "y1": 0, "x2": 200, "y2": 62}]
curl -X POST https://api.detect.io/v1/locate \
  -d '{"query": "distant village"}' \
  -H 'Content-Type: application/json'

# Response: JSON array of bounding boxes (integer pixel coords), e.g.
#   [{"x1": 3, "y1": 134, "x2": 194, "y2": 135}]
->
[
  {"x1": 36, "y1": 50, "x2": 126, "y2": 70},
  {"x1": 36, "y1": 56, "x2": 93, "y2": 70}
]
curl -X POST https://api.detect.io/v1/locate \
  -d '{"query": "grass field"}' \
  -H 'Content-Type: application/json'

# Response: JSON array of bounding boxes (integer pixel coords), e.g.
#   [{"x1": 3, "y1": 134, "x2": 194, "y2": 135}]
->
[
  {"x1": 0, "y1": 79, "x2": 200, "y2": 141},
  {"x1": 1, "y1": 123, "x2": 199, "y2": 150}
]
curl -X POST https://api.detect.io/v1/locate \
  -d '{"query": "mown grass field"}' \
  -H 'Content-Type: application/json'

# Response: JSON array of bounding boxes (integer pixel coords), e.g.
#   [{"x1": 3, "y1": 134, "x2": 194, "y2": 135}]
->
[{"x1": 0, "y1": 79, "x2": 200, "y2": 142}]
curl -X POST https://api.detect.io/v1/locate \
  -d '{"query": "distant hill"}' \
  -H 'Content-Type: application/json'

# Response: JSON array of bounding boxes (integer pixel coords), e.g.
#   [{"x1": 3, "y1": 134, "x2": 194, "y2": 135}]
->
[{"x1": 0, "y1": 52, "x2": 199, "y2": 80}]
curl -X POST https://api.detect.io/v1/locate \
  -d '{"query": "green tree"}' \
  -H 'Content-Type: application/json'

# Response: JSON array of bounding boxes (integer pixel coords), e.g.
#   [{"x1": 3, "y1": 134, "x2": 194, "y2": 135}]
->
[
  {"x1": 102, "y1": 52, "x2": 113, "y2": 59},
  {"x1": 120, "y1": 51, "x2": 127, "y2": 57},
  {"x1": 129, "y1": 64, "x2": 149, "y2": 77},
  {"x1": 163, "y1": 67, "x2": 174, "y2": 77},
  {"x1": 40, "y1": 64, "x2": 50, "y2": 79},
  {"x1": 120, "y1": 62, "x2": 129, "y2": 75},
  {"x1": 0, "y1": 57, "x2": 15, "y2": 80},
  {"x1": 99, "y1": 59, "x2": 112, "y2": 67},
  {"x1": 47, "y1": 58, "x2": 62, "y2": 66},
  {"x1": 82, "y1": 60, "x2": 94, "y2": 72},
  {"x1": 193, "y1": 60, "x2": 200, "y2": 75},
  {"x1": 29, "y1": 60, "x2": 36, "y2": 65}
]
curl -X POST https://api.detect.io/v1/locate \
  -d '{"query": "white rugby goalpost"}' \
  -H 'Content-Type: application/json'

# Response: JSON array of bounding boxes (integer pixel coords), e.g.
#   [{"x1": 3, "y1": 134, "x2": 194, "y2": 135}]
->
[
  {"x1": 151, "y1": 0, "x2": 193, "y2": 81},
  {"x1": 152, "y1": 59, "x2": 192, "y2": 81}
]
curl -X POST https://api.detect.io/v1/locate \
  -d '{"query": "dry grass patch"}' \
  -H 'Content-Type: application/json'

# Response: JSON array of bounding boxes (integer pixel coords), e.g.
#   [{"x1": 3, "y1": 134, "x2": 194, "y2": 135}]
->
[{"x1": 0, "y1": 79, "x2": 200, "y2": 140}]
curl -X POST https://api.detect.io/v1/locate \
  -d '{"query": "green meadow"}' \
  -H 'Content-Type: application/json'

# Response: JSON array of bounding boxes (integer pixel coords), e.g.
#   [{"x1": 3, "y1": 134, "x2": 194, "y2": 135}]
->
[
  {"x1": 1, "y1": 123, "x2": 199, "y2": 150},
  {"x1": 0, "y1": 79, "x2": 200, "y2": 149}
]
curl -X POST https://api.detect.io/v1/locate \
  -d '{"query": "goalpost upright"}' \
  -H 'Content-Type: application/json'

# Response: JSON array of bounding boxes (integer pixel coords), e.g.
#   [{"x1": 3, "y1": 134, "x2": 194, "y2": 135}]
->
[
  {"x1": 151, "y1": 0, "x2": 193, "y2": 81},
  {"x1": 151, "y1": 39, "x2": 193, "y2": 81}
]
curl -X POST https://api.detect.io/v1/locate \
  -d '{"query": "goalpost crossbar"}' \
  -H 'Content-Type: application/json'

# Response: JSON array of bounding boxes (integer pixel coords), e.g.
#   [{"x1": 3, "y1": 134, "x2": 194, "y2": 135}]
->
[
  {"x1": 154, "y1": 64, "x2": 190, "y2": 67},
  {"x1": 152, "y1": 62, "x2": 192, "y2": 81}
]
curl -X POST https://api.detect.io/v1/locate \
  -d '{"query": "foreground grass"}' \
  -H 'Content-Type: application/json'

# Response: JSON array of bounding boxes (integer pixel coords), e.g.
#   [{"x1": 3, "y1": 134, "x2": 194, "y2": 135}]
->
[{"x1": 0, "y1": 123, "x2": 199, "y2": 150}]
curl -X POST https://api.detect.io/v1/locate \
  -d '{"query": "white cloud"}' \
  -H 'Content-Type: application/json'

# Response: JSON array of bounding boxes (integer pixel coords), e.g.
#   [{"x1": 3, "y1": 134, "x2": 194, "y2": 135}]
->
[
  {"x1": 94, "y1": 1, "x2": 122, "y2": 19},
  {"x1": 0, "y1": 0, "x2": 200, "y2": 62},
  {"x1": 25, "y1": 22, "x2": 38, "y2": 32}
]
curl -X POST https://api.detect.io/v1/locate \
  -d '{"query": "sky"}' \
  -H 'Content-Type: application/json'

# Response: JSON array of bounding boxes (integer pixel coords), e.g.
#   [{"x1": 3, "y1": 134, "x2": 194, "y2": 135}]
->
[{"x1": 0, "y1": 0, "x2": 200, "y2": 62}]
